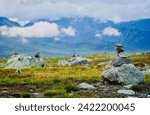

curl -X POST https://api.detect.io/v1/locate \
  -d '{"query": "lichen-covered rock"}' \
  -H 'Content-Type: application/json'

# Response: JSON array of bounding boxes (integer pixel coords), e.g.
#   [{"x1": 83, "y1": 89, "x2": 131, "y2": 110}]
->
[
  {"x1": 5, "y1": 54, "x2": 45, "y2": 69},
  {"x1": 112, "y1": 57, "x2": 131, "y2": 67},
  {"x1": 58, "y1": 57, "x2": 91, "y2": 66},
  {"x1": 102, "y1": 64, "x2": 145, "y2": 85}
]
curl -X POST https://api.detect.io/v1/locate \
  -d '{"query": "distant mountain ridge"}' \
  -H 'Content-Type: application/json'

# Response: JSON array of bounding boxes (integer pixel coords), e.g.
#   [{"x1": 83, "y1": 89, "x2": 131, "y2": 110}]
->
[
  {"x1": 0, "y1": 16, "x2": 150, "y2": 57},
  {"x1": 0, "y1": 17, "x2": 20, "y2": 27}
]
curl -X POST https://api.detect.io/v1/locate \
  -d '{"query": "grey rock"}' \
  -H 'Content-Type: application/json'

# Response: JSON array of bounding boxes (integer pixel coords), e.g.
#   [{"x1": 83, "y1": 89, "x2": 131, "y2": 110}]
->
[
  {"x1": 127, "y1": 96, "x2": 138, "y2": 98},
  {"x1": 5, "y1": 54, "x2": 45, "y2": 69},
  {"x1": 78, "y1": 83, "x2": 96, "y2": 90},
  {"x1": 142, "y1": 69, "x2": 150, "y2": 75},
  {"x1": 1, "y1": 90, "x2": 9, "y2": 97},
  {"x1": 118, "y1": 53, "x2": 128, "y2": 58},
  {"x1": 117, "y1": 89, "x2": 135, "y2": 96},
  {"x1": 123, "y1": 84, "x2": 134, "y2": 89},
  {"x1": 102, "y1": 64, "x2": 145, "y2": 85},
  {"x1": 135, "y1": 92, "x2": 148, "y2": 98},
  {"x1": 32, "y1": 93, "x2": 44, "y2": 98},
  {"x1": 29, "y1": 89, "x2": 34, "y2": 92},
  {"x1": 59, "y1": 57, "x2": 91, "y2": 66},
  {"x1": 112, "y1": 57, "x2": 131, "y2": 67},
  {"x1": 147, "y1": 95, "x2": 150, "y2": 98}
]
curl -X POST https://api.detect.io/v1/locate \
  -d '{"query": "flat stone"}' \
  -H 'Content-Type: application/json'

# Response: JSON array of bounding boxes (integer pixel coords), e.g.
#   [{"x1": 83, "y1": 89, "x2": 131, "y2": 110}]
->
[
  {"x1": 112, "y1": 57, "x2": 131, "y2": 67},
  {"x1": 136, "y1": 93, "x2": 148, "y2": 98},
  {"x1": 117, "y1": 89, "x2": 135, "y2": 96},
  {"x1": 147, "y1": 95, "x2": 150, "y2": 98},
  {"x1": 78, "y1": 83, "x2": 96, "y2": 90},
  {"x1": 29, "y1": 89, "x2": 34, "y2": 92},
  {"x1": 127, "y1": 96, "x2": 138, "y2": 98},
  {"x1": 1, "y1": 90, "x2": 9, "y2": 94},
  {"x1": 123, "y1": 84, "x2": 134, "y2": 89},
  {"x1": 1, "y1": 90, "x2": 9, "y2": 97},
  {"x1": 118, "y1": 53, "x2": 128, "y2": 58},
  {"x1": 32, "y1": 93, "x2": 44, "y2": 98},
  {"x1": 8, "y1": 96, "x2": 14, "y2": 98}
]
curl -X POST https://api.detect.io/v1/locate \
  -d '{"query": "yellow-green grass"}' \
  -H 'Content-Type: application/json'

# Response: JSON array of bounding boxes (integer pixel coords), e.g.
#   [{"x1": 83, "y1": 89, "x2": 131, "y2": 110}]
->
[
  {"x1": 129, "y1": 54, "x2": 150, "y2": 66},
  {"x1": 0, "y1": 65, "x2": 103, "y2": 85},
  {"x1": 0, "y1": 53, "x2": 150, "y2": 98},
  {"x1": 0, "y1": 54, "x2": 150, "y2": 86},
  {"x1": 0, "y1": 58, "x2": 7, "y2": 63}
]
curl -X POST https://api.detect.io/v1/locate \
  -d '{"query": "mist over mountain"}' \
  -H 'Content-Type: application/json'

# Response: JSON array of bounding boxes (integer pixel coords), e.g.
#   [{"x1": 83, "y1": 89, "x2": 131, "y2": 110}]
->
[{"x1": 0, "y1": 16, "x2": 150, "y2": 57}]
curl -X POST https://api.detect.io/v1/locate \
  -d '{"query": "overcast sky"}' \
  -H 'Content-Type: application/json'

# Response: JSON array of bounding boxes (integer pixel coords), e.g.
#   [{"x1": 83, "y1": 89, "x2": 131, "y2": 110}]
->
[{"x1": 0, "y1": 0, "x2": 150, "y2": 22}]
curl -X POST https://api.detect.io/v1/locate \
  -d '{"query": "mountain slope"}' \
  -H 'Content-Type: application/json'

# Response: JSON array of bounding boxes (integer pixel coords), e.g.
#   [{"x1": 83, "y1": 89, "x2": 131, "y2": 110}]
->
[
  {"x1": 0, "y1": 17, "x2": 20, "y2": 27},
  {"x1": 0, "y1": 17, "x2": 150, "y2": 57}
]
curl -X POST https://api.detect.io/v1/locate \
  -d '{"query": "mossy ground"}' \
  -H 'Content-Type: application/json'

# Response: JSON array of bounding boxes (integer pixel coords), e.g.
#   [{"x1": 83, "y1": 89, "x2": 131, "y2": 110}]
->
[{"x1": 0, "y1": 53, "x2": 150, "y2": 98}]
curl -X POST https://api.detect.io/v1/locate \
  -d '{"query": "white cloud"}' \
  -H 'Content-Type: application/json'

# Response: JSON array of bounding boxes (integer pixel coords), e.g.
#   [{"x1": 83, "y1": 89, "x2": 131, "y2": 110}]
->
[
  {"x1": 0, "y1": 0, "x2": 150, "y2": 22},
  {"x1": 0, "y1": 21, "x2": 60, "y2": 38},
  {"x1": 95, "y1": 33, "x2": 101, "y2": 38},
  {"x1": 9, "y1": 18, "x2": 29, "y2": 26},
  {"x1": 61, "y1": 26, "x2": 76, "y2": 36},
  {"x1": 102, "y1": 27, "x2": 121, "y2": 37}
]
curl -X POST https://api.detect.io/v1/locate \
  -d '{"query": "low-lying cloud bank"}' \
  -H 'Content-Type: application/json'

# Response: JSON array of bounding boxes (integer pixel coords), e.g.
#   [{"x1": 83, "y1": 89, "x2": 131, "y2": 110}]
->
[{"x1": 0, "y1": 21, "x2": 76, "y2": 40}]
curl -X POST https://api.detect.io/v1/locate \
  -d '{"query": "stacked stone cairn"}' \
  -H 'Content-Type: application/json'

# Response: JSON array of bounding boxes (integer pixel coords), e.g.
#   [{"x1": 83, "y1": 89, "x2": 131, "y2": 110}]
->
[{"x1": 102, "y1": 44, "x2": 145, "y2": 85}]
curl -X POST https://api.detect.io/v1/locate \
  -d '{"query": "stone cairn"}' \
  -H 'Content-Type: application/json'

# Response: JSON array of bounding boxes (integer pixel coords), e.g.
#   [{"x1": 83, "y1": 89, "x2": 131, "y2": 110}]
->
[{"x1": 102, "y1": 44, "x2": 145, "y2": 85}]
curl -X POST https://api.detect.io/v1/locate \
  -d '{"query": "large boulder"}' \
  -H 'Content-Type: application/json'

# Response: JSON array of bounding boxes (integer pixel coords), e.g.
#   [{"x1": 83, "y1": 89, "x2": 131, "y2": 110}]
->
[
  {"x1": 102, "y1": 64, "x2": 145, "y2": 85},
  {"x1": 5, "y1": 54, "x2": 45, "y2": 69},
  {"x1": 58, "y1": 57, "x2": 91, "y2": 66},
  {"x1": 112, "y1": 57, "x2": 131, "y2": 67}
]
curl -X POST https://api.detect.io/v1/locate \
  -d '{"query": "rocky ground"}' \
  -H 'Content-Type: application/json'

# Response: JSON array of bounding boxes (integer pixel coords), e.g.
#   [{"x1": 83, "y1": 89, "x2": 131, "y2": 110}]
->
[
  {"x1": 0, "y1": 80, "x2": 150, "y2": 98},
  {"x1": 75, "y1": 81, "x2": 150, "y2": 98}
]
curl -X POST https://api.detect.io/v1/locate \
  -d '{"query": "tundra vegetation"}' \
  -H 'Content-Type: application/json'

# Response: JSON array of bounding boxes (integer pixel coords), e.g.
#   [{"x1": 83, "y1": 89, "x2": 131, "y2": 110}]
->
[{"x1": 0, "y1": 54, "x2": 150, "y2": 98}]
